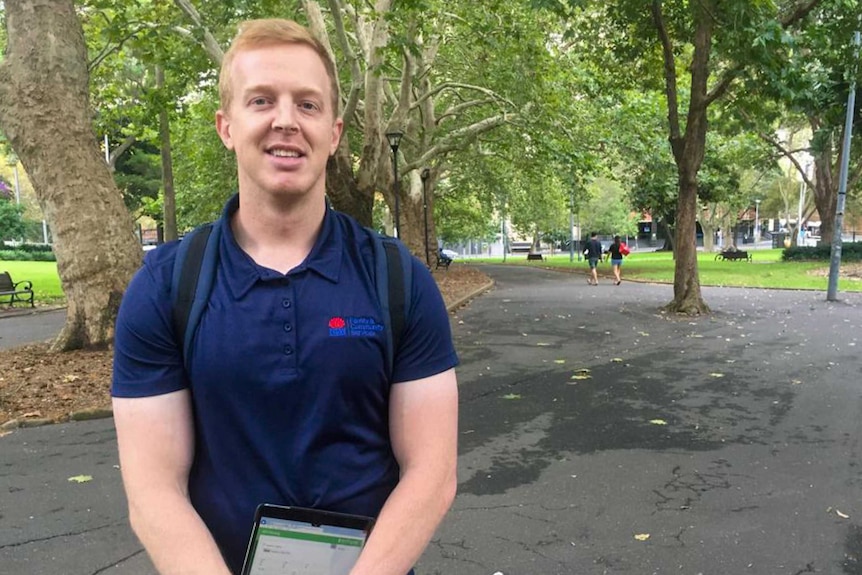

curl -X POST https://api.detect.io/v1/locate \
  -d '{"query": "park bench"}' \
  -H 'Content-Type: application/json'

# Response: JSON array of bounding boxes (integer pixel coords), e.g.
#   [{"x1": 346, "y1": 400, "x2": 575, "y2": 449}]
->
[
  {"x1": 715, "y1": 250, "x2": 752, "y2": 262},
  {"x1": 435, "y1": 252, "x2": 453, "y2": 270},
  {"x1": 0, "y1": 271, "x2": 35, "y2": 307},
  {"x1": 526, "y1": 253, "x2": 545, "y2": 262}
]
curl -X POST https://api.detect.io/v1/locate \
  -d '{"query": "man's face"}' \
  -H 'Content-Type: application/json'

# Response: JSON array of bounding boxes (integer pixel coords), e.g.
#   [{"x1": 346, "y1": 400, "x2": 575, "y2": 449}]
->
[{"x1": 215, "y1": 44, "x2": 343, "y2": 200}]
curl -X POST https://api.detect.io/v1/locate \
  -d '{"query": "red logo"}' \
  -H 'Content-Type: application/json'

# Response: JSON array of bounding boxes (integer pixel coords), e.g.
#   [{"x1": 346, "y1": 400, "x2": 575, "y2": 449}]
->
[{"x1": 329, "y1": 317, "x2": 346, "y2": 329}]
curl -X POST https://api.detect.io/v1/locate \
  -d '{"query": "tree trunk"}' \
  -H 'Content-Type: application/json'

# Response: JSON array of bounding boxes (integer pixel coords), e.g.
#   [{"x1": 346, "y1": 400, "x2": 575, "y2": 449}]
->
[
  {"x1": 327, "y1": 139, "x2": 373, "y2": 226},
  {"x1": 0, "y1": 0, "x2": 142, "y2": 350},
  {"x1": 667, "y1": 171, "x2": 709, "y2": 314},
  {"x1": 157, "y1": 65, "x2": 177, "y2": 241},
  {"x1": 656, "y1": 0, "x2": 711, "y2": 315}
]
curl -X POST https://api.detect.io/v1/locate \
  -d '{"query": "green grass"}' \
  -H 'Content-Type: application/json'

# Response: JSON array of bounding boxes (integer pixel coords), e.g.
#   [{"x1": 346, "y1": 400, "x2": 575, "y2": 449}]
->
[
  {"x1": 469, "y1": 248, "x2": 862, "y2": 292},
  {"x1": 0, "y1": 260, "x2": 65, "y2": 303},
  {"x1": 3, "y1": 248, "x2": 860, "y2": 305}
]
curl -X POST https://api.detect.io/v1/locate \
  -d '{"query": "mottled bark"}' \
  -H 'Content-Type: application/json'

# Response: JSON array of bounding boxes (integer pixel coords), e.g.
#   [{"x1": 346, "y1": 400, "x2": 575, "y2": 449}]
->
[{"x1": 0, "y1": 0, "x2": 142, "y2": 350}]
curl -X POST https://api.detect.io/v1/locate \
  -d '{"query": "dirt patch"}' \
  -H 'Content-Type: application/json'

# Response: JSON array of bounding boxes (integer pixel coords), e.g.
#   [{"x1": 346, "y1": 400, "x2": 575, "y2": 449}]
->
[
  {"x1": 0, "y1": 265, "x2": 491, "y2": 426},
  {"x1": 807, "y1": 262, "x2": 862, "y2": 280}
]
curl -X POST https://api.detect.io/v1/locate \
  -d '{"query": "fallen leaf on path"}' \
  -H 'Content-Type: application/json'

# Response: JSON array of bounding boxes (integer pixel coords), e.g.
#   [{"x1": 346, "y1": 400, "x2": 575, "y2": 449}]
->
[
  {"x1": 570, "y1": 375, "x2": 592, "y2": 380},
  {"x1": 634, "y1": 533, "x2": 650, "y2": 541},
  {"x1": 611, "y1": 358, "x2": 623, "y2": 363},
  {"x1": 536, "y1": 342, "x2": 552, "y2": 347},
  {"x1": 638, "y1": 332, "x2": 650, "y2": 337},
  {"x1": 837, "y1": 509, "x2": 850, "y2": 519},
  {"x1": 63, "y1": 374, "x2": 80, "y2": 382},
  {"x1": 554, "y1": 360, "x2": 566, "y2": 364},
  {"x1": 501, "y1": 394, "x2": 521, "y2": 400},
  {"x1": 68, "y1": 475, "x2": 93, "y2": 483},
  {"x1": 649, "y1": 419, "x2": 667, "y2": 425},
  {"x1": 709, "y1": 373, "x2": 725, "y2": 378}
]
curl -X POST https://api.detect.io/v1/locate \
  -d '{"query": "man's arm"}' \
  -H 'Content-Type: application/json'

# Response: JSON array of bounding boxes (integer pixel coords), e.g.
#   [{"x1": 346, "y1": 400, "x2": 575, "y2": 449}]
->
[
  {"x1": 350, "y1": 368, "x2": 459, "y2": 575},
  {"x1": 113, "y1": 391, "x2": 232, "y2": 575}
]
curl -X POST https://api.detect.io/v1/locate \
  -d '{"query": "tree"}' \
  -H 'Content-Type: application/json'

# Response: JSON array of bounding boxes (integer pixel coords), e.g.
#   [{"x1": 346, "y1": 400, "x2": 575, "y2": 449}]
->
[
  {"x1": 0, "y1": 0, "x2": 142, "y2": 350},
  {"x1": 546, "y1": 0, "x2": 823, "y2": 314}
]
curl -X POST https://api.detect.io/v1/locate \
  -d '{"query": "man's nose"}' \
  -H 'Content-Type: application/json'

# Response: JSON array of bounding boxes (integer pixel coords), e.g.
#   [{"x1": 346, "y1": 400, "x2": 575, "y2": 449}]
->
[{"x1": 272, "y1": 103, "x2": 299, "y2": 132}]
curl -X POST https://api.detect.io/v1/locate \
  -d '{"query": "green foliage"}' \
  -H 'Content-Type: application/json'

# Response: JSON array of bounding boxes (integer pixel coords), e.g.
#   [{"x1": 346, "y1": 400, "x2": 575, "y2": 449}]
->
[
  {"x1": 0, "y1": 196, "x2": 26, "y2": 241},
  {"x1": 172, "y1": 92, "x2": 236, "y2": 228},
  {"x1": 113, "y1": 141, "x2": 162, "y2": 212},
  {"x1": 0, "y1": 249, "x2": 56, "y2": 261}
]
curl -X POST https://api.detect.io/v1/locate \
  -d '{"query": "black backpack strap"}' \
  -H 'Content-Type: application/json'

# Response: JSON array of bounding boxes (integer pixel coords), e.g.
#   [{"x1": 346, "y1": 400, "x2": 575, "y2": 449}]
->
[
  {"x1": 369, "y1": 230, "x2": 413, "y2": 379},
  {"x1": 171, "y1": 222, "x2": 221, "y2": 369}
]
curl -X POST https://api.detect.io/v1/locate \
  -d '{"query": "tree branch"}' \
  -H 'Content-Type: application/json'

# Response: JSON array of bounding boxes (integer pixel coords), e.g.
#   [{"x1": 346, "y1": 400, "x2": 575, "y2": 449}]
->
[
  {"x1": 435, "y1": 98, "x2": 497, "y2": 123},
  {"x1": 756, "y1": 130, "x2": 816, "y2": 190},
  {"x1": 173, "y1": 0, "x2": 224, "y2": 65},
  {"x1": 651, "y1": 0, "x2": 682, "y2": 141},
  {"x1": 108, "y1": 135, "x2": 137, "y2": 171},
  {"x1": 780, "y1": 0, "x2": 823, "y2": 27},
  {"x1": 324, "y1": 0, "x2": 363, "y2": 126},
  {"x1": 405, "y1": 111, "x2": 518, "y2": 171}
]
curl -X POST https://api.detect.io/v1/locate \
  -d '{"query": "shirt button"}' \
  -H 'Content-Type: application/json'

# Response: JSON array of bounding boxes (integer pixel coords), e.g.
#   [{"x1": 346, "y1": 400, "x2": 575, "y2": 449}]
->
[
  {"x1": 283, "y1": 323, "x2": 292, "y2": 332},
  {"x1": 283, "y1": 345, "x2": 293, "y2": 355},
  {"x1": 282, "y1": 299, "x2": 291, "y2": 308}
]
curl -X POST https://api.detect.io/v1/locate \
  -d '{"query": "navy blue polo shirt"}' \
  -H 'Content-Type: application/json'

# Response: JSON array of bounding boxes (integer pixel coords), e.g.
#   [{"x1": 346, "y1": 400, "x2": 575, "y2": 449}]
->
[{"x1": 113, "y1": 195, "x2": 458, "y2": 574}]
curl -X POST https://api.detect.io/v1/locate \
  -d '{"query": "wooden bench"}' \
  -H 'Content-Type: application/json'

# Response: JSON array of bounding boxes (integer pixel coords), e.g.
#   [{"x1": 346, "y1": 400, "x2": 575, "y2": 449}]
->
[
  {"x1": 435, "y1": 252, "x2": 453, "y2": 270},
  {"x1": 0, "y1": 271, "x2": 35, "y2": 307},
  {"x1": 526, "y1": 253, "x2": 545, "y2": 261},
  {"x1": 715, "y1": 250, "x2": 751, "y2": 262}
]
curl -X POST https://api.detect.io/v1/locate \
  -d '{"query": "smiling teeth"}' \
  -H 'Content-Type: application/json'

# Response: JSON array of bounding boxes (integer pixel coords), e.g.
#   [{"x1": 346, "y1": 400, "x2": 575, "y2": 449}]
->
[{"x1": 270, "y1": 149, "x2": 299, "y2": 157}]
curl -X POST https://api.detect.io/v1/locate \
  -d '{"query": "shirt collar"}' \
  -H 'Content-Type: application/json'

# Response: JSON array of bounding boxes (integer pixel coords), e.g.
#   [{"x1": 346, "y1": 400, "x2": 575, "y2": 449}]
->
[{"x1": 217, "y1": 194, "x2": 343, "y2": 301}]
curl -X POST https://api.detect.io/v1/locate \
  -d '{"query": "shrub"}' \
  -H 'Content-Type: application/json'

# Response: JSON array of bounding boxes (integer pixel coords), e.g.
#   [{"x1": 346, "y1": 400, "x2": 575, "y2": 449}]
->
[
  {"x1": 0, "y1": 249, "x2": 56, "y2": 261},
  {"x1": 782, "y1": 242, "x2": 862, "y2": 262}
]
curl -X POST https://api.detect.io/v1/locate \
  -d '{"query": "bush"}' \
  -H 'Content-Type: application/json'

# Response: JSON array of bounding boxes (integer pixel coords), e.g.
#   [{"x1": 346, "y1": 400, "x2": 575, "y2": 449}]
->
[
  {"x1": 782, "y1": 242, "x2": 862, "y2": 262},
  {"x1": 0, "y1": 249, "x2": 56, "y2": 261}
]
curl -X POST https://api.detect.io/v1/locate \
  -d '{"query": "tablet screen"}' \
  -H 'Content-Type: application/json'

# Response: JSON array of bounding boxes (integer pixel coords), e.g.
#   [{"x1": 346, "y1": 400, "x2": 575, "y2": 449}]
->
[{"x1": 243, "y1": 510, "x2": 370, "y2": 575}]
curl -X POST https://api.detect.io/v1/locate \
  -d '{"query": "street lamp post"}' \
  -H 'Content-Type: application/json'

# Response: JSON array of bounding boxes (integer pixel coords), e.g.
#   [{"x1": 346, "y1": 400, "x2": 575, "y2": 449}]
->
[
  {"x1": 754, "y1": 199, "x2": 761, "y2": 247},
  {"x1": 421, "y1": 168, "x2": 431, "y2": 267},
  {"x1": 385, "y1": 131, "x2": 403, "y2": 238}
]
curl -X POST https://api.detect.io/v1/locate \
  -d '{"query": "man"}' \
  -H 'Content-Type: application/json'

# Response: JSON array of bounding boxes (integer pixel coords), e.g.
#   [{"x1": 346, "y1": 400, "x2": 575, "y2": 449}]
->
[
  {"x1": 583, "y1": 231, "x2": 603, "y2": 285},
  {"x1": 112, "y1": 19, "x2": 458, "y2": 575}
]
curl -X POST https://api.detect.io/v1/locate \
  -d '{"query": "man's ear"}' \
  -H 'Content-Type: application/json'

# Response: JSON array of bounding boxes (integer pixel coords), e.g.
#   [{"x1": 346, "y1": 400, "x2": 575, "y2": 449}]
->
[
  {"x1": 329, "y1": 117, "x2": 344, "y2": 156},
  {"x1": 215, "y1": 109, "x2": 234, "y2": 150}
]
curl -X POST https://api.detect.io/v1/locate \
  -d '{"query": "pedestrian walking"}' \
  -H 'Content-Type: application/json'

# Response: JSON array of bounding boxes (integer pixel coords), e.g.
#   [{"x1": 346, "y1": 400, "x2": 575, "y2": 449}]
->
[
  {"x1": 583, "y1": 231, "x2": 603, "y2": 285},
  {"x1": 604, "y1": 235, "x2": 629, "y2": 285}
]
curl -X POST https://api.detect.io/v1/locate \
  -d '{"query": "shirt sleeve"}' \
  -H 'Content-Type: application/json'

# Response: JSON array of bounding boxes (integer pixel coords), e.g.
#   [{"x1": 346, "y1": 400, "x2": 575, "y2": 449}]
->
[
  {"x1": 112, "y1": 245, "x2": 188, "y2": 398},
  {"x1": 390, "y1": 257, "x2": 459, "y2": 384}
]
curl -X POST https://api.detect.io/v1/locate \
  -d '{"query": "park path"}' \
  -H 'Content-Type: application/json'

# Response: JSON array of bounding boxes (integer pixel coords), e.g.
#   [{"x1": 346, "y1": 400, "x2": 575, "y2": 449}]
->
[{"x1": 3, "y1": 266, "x2": 862, "y2": 574}]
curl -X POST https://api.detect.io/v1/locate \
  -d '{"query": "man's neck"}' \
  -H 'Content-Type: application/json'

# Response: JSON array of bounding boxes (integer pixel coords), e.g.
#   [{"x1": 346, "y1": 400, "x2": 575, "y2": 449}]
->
[{"x1": 231, "y1": 190, "x2": 327, "y2": 274}]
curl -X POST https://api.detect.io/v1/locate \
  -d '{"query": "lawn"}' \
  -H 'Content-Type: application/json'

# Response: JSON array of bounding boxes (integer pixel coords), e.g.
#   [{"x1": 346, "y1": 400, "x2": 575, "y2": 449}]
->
[
  {"x1": 3, "y1": 248, "x2": 861, "y2": 306},
  {"x1": 471, "y1": 248, "x2": 862, "y2": 292},
  {"x1": 0, "y1": 260, "x2": 64, "y2": 303}
]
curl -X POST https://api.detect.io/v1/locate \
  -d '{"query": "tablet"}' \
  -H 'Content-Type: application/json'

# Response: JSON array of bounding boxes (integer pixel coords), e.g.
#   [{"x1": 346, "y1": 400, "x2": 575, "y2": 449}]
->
[{"x1": 240, "y1": 504, "x2": 375, "y2": 575}]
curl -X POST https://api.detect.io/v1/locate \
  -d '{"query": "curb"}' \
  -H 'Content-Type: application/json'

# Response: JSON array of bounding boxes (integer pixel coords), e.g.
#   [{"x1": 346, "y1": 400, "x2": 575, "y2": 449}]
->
[
  {"x1": 0, "y1": 305, "x2": 67, "y2": 320},
  {"x1": 447, "y1": 279, "x2": 495, "y2": 312},
  {"x1": 1, "y1": 406, "x2": 114, "y2": 430}
]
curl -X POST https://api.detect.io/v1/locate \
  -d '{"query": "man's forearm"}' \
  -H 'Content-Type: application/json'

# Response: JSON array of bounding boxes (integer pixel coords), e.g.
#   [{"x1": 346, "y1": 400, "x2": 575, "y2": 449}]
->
[
  {"x1": 128, "y1": 492, "x2": 232, "y2": 575},
  {"x1": 349, "y1": 469, "x2": 456, "y2": 575}
]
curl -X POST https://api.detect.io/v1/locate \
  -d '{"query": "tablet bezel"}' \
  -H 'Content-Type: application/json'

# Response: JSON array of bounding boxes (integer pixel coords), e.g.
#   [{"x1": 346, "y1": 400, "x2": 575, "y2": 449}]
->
[{"x1": 240, "y1": 504, "x2": 376, "y2": 575}]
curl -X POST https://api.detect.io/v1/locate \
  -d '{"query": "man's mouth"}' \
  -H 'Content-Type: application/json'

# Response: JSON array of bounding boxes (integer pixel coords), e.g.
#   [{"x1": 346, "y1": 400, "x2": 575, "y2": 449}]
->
[{"x1": 269, "y1": 149, "x2": 301, "y2": 158}]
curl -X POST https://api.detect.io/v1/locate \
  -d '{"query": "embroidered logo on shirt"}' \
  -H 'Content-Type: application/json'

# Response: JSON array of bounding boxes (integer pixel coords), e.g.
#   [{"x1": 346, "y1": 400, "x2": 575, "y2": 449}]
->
[{"x1": 328, "y1": 316, "x2": 384, "y2": 337}]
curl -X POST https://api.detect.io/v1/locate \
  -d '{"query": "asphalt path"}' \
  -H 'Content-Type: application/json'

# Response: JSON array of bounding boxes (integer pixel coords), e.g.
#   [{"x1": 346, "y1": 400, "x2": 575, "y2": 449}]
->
[{"x1": 2, "y1": 265, "x2": 862, "y2": 574}]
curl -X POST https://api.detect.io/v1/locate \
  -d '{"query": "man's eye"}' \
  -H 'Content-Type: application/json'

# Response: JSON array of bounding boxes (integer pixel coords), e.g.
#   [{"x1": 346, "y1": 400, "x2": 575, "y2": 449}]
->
[
  {"x1": 300, "y1": 101, "x2": 319, "y2": 111},
  {"x1": 251, "y1": 97, "x2": 269, "y2": 106}
]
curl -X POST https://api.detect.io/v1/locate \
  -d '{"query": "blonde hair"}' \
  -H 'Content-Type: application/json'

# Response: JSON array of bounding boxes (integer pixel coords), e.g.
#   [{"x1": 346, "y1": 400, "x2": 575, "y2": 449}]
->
[{"x1": 218, "y1": 19, "x2": 340, "y2": 115}]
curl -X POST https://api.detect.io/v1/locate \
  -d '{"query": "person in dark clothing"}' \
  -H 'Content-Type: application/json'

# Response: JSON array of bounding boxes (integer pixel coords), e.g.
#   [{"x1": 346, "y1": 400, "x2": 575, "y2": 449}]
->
[
  {"x1": 583, "y1": 231, "x2": 603, "y2": 285},
  {"x1": 604, "y1": 235, "x2": 629, "y2": 285}
]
